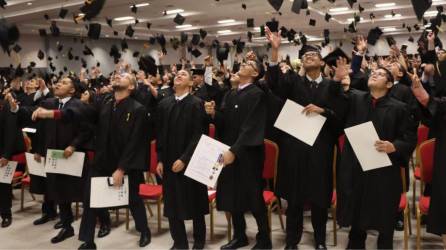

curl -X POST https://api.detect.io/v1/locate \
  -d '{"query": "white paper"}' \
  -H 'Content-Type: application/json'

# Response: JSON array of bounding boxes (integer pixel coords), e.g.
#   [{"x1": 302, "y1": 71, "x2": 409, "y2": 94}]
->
[
  {"x1": 25, "y1": 153, "x2": 46, "y2": 177},
  {"x1": 185, "y1": 135, "x2": 230, "y2": 188},
  {"x1": 274, "y1": 99, "x2": 327, "y2": 146},
  {"x1": 344, "y1": 121, "x2": 393, "y2": 171},
  {"x1": 22, "y1": 127, "x2": 37, "y2": 133},
  {"x1": 90, "y1": 176, "x2": 129, "y2": 208},
  {"x1": 45, "y1": 149, "x2": 85, "y2": 177},
  {"x1": 0, "y1": 161, "x2": 18, "y2": 184}
]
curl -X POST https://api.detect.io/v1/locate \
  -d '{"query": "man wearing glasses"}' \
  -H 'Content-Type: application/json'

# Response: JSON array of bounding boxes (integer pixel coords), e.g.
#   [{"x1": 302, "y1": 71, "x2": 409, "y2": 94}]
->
[{"x1": 265, "y1": 27, "x2": 347, "y2": 250}]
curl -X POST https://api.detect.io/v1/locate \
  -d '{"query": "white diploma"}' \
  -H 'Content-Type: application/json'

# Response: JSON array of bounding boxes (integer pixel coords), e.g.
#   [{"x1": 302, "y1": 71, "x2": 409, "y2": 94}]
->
[
  {"x1": 185, "y1": 135, "x2": 230, "y2": 188},
  {"x1": 0, "y1": 161, "x2": 17, "y2": 184},
  {"x1": 274, "y1": 99, "x2": 327, "y2": 146},
  {"x1": 344, "y1": 121, "x2": 393, "y2": 171},
  {"x1": 90, "y1": 176, "x2": 129, "y2": 208},
  {"x1": 45, "y1": 149, "x2": 85, "y2": 177},
  {"x1": 25, "y1": 153, "x2": 46, "y2": 177}
]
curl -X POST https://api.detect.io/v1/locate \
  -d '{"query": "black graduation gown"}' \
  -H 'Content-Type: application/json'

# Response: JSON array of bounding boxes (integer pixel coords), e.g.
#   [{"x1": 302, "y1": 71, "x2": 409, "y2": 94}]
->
[
  {"x1": 0, "y1": 100, "x2": 25, "y2": 211},
  {"x1": 156, "y1": 94, "x2": 209, "y2": 220},
  {"x1": 214, "y1": 84, "x2": 267, "y2": 213},
  {"x1": 132, "y1": 82, "x2": 157, "y2": 140},
  {"x1": 157, "y1": 86, "x2": 174, "y2": 102},
  {"x1": 192, "y1": 81, "x2": 223, "y2": 107},
  {"x1": 420, "y1": 96, "x2": 446, "y2": 236},
  {"x1": 266, "y1": 65, "x2": 347, "y2": 209},
  {"x1": 32, "y1": 98, "x2": 91, "y2": 203},
  {"x1": 337, "y1": 91, "x2": 417, "y2": 234}
]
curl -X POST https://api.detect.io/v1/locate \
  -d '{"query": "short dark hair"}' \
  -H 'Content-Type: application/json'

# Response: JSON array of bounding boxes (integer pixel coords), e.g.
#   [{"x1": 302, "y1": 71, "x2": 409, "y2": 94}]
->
[{"x1": 376, "y1": 66, "x2": 394, "y2": 84}]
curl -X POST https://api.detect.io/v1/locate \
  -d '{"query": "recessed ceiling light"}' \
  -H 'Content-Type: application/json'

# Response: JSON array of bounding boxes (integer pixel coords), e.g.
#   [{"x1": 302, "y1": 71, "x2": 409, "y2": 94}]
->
[
  {"x1": 217, "y1": 30, "x2": 231, "y2": 34},
  {"x1": 114, "y1": 16, "x2": 135, "y2": 21},
  {"x1": 289, "y1": 0, "x2": 312, "y2": 2},
  {"x1": 135, "y1": 36, "x2": 139, "y2": 39},
  {"x1": 27, "y1": 2, "x2": 32, "y2": 6},
  {"x1": 382, "y1": 26, "x2": 397, "y2": 32},
  {"x1": 132, "y1": 3, "x2": 150, "y2": 8},
  {"x1": 424, "y1": 10, "x2": 439, "y2": 17},
  {"x1": 165, "y1": 9, "x2": 184, "y2": 15},
  {"x1": 384, "y1": 13, "x2": 402, "y2": 18},
  {"x1": 347, "y1": 17, "x2": 364, "y2": 22},
  {"x1": 375, "y1": 2, "x2": 396, "y2": 8},
  {"x1": 329, "y1": 7, "x2": 349, "y2": 12},
  {"x1": 105, "y1": 34, "x2": 110, "y2": 37},
  {"x1": 176, "y1": 24, "x2": 192, "y2": 28},
  {"x1": 78, "y1": 13, "x2": 85, "y2": 17},
  {"x1": 218, "y1": 19, "x2": 236, "y2": 24}
]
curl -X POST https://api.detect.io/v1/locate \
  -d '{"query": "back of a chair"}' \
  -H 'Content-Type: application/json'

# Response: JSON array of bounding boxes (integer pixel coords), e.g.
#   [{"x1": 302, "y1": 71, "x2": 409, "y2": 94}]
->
[
  {"x1": 338, "y1": 135, "x2": 345, "y2": 153},
  {"x1": 149, "y1": 140, "x2": 158, "y2": 174},
  {"x1": 24, "y1": 136, "x2": 32, "y2": 152},
  {"x1": 263, "y1": 139, "x2": 279, "y2": 187},
  {"x1": 209, "y1": 124, "x2": 216, "y2": 139},
  {"x1": 419, "y1": 139, "x2": 436, "y2": 184},
  {"x1": 417, "y1": 125, "x2": 430, "y2": 146}
]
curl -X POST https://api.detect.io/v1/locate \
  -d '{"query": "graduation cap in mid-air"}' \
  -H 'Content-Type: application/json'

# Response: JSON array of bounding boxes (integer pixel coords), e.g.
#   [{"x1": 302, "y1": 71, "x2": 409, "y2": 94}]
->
[
  {"x1": 242, "y1": 3, "x2": 247, "y2": 10},
  {"x1": 88, "y1": 23, "x2": 101, "y2": 40},
  {"x1": 12, "y1": 44, "x2": 21, "y2": 53},
  {"x1": 133, "y1": 51, "x2": 140, "y2": 58},
  {"x1": 266, "y1": 18, "x2": 279, "y2": 32},
  {"x1": 121, "y1": 39, "x2": 128, "y2": 51},
  {"x1": 216, "y1": 44, "x2": 230, "y2": 63},
  {"x1": 267, "y1": 0, "x2": 283, "y2": 12},
  {"x1": 291, "y1": 0, "x2": 308, "y2": 14},
  {"x1": 247, "y1": 18, "x2": 254, "y2": 28},
  {"x1": 323, "y1": 29, "x2": 330, "y2": 44},
  {"x1": 83, "y1": 45, "x2": 94, "y2": 56},
  {"x1": 0, "y1": 0, "x2": 7, "y2": 9},
  {"x1": 346, "y1": 0, "x2": 357, "y2": 8},
  {"x1": 37, "y1": 50, "x2": 45, "y2": 60},
  {"x1": 411, "y1": 0, "x2": 432, "y2": 21},
  {"x1": 80, "y1": 0, "x2": 106, "y2": 20},
  {"x1": 325, "y1": 13, "x2": 332, "y2": 22},
  {"x1": 367, "y1": 27, "x2": 383, "y2": 45},
  {"x1": 0, "y1": 19, "x2": 20, "y2": 53},
  {"x1": 199, "y1": 29, "x2": 207, "y2": 39},
  {"x1": 130, "y1": 4, "x2": 137, "y2": 14},
  {"x1": 323, "y1": 48, "x2": 351, "y2": 67},
  {"x1": 235, "y1": 40, "x2": 245, "y2": 54},
  {"x1": 173, "y1": 13, "x2": 186, "y2": 25},
  {"x1": 59, "y1": 8, "x2": 69, "y2": 19},
  {"x1": 287, "y1": 29, "x2": 297, "y2": 42},
  {"x1": 138, "y1": 55, "x2": 157, "y2": 76},
  {"x1": 191, "y1": 48, "x2": 202, "y2": 58},
  {"x1": 191, "y1": 34, "x2": 201, "y2": 46},
  {"x1": 180, "y1": 32, "x2": 188, "y2": 44},
  {"x1": 50, "y1": 21, "x2": 60, "y2": 36},
  {"x1": 146, "y1": 22, "x2": 152, "y2": 29},
  {"x1": 247, "y1": 31, "x2": 253, "y2": 42},
  {"x1": 106, "y1": 17, "x2": 113, "y2": 27},
  {"x1": 109, "y1": 44, "x2": 122, "y2": 63},
  {"x1": 309, "y1": 19, "x2": 316, "y2": 26},
  {"x1": 125, "y1": 24, "x2": 134, "y2": 37}
]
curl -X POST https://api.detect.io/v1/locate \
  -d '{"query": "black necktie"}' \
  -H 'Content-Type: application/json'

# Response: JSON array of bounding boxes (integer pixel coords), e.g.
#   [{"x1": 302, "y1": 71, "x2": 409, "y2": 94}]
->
[
  {"x1": 310, "y1": 81, "x2": 317, "y2": 89},
  {"x1": 58, "y1": 102, "x2": 63, "y2": 110}
]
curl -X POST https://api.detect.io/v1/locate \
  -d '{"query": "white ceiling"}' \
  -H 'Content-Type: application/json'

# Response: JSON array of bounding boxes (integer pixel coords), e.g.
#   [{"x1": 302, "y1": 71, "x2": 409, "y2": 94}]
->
[{"x1": 1, "y1": 0, "x2": 445, "y2": 44}]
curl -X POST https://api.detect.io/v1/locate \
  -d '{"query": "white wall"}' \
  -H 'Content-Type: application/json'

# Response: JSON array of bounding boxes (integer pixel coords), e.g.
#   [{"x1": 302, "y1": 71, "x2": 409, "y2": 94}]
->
[{"x1": 2, "y1": 32, "x2": 446, "y2": 75}]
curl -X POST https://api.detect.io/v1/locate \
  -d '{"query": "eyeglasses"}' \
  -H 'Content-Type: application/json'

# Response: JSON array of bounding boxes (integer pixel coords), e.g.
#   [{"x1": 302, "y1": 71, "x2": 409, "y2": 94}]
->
[
  {"x1": 370, "y1": 71, "x2": 388, "y2": 78},
  {"x1": 303, "y1": 52, "x2": 320, "y2": 58}
]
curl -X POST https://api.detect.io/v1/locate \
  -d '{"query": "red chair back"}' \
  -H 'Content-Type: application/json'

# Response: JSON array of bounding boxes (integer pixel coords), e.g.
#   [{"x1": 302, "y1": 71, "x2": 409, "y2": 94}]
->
[
  {"x1": 149, "y1": 140, "x2": 158, "y2": 174},
  {"x1": 417, "y1": 125, "x2": 429, "y2": 146},
  {"x1": 87, "y1": 151, "x2": 95, "y2": 163},
  {"x1": 338, "y1": 135, "x2": 345, "y2": 153},
  {"x1": 209, "y1": 124, "x2": 216, "y2": 139},
  {"x1": 419, "y1": 139, "x2": 435, "y2": 184},
  {"x1": 263, "y1": 139, "x2": 279, "y2": 180},
  {"x1": 11, "y1": 153, "x2": 26, "y2": 165}
]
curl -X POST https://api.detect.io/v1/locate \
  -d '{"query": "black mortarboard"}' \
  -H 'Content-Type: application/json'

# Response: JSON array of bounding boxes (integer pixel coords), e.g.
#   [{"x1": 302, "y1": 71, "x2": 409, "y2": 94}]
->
[
  {"x1": 12, "y1": 44, "x2": 21, "y2": 53},
  {"x1": 242, "y1": 3, "x2": 246, "y2": 10},
  {"x1": 291, "y1": 0, "x2": 308, "y2": 14},
  {"x1": 180, "y1": 32, "x2": 188, "y2": 44},
  {"x1": 15, "y1": 64, "x2": 24, "y2": 77},
  {"x1": 268, "y1": 0, "x2": 283, "y2": 11},
  {"x1": 347, "y1": 0, "x2": 356, "y2": 8},
  {"x1": 309, "y1": 19, "x2": 316, "y2": 26},
  {"x1": 191, "y1": 68, "x2": 205, "y2": 75},
  {"x1": 348, "y1": 21, "x2": 357, "y2": 33},
  {"x1": 138, "y1": 55, "x2": 157, "y2": 76},
  {"x1": 408, "y1": 36, "x2": 414, "y2": 42},
  {"x1": 106, "y1": 17, "x2": 113, "y2": 28},
  {"x1": 0, "y1": 19, "x2": 19, "y2": 54},
  {"x1": 287, "y1": 29, "x2": 296, "y2": 42},
  {"x1": 88, "y1": 23, "x2": 101, "y2": 40},
  {"x1": 50, "y1": 21, "x2": 60, "y2": 36},
  {"x1": 146, "y1": 22, "x2": 152, "y2": 29},
  {"x1": 121, "y1": 39, "x2": 128, "y2": 51},
  {"x1": 247, "y1": 18, "x2": 254, "y2": 28},
  {"x1": 173, "y1": 13, "x2": 186, "y2": 25},
  {"x1": 37, "y1": 50, "x2": 44, "y2": 60},
  {"x1": 57, "y1": 43, "x2": 63, "y2": 52},
  {"x1": 81, "y1": 58, "x2": 87, "y2": 68},
  {"x1": 133, "y1": 51, "x2": 140, "y2": 58},
  {"x1": 386, "y1": 36, "x2": 396, "y2": 47},
  {"x1": 157, "y1": 34, "x2": 166, "y2": 47},
  {"x1": 29, "y1": 61, "x2": 36, "y2": 68},
  {"x1": 170, "y1": 37, "x2": 180, "y2": 50},
  {"x1": 130, "y1": 4, "x2": 137, "y2": 14},
  {"x1": 280, "y1": 26, "x2": 288, "y2": 38},
  {"x1": 266, "y1": 19, "x2": 279, "y2": 32},
  {"x1": 48, "y1": 56, "x2": 53, "y2": 61},
  {"x1": 407, "y1": 26, "x2": 412, "y2": 32},
  {"x1": 260, "y1": 25, "x2": 265, "y2": 37},
  {"x1": 199, "y1": 29, "x2": 207, "y2": 39},
  {"x1": 68, "y1": 50, "x2": 74, "y2": 60},
  {"x1": 191, "y1": 48, "x2": 202, "y2": 58},
  {"x1": 236, "y1": 40, "x2": 245, "y2": 54},
  {"x1": 367, "y1": 27, "x2": 383, "y2": 45},
  {"x1": 113, "y1": 31, "x2": 118, "y2": 36},
  {"x1": 299, "y1": 32, "x2": 307, "y2": 45},
  {"x1": 247, "y1": 31, "x2": 253, "y2": 42},
  {"x1": 39, "y1": 29, "x2": 47, "y2": 37},
  {"x1": 216, "y1": 44, "x2": 230, "y2": 63},
  {"x1": 75, "y1": 56, "x2": 79, "y2": 61},
  {"x1": 306, "y1": 9, "x2": 310, "y2": 15},
  {"x1": 414, "y1": 24, "x2": 420, "y2": 31},
  {"x1": 323, "y1": 29, "x2": 330, "y2": 44},
  {"x1": 325, "y1": 13, "x2": 332, "y2": 22},
  {"x1": 58, "y1": 8, "x2": 68, "y2": 19},
  {"x1": 63, "y1": 66, "x2": 68, "y2": 72},
  {"x1": 109, "y1": 44, "x2": 121, "y2": 62},
  {"x1": 83, "y1": 45, "x2": 94, "y2": 56},
  {"x1": 323, "y1": 47, "x2": 350, "y2": 67},
  {"x1": 80, "y1": 0, "x2": 106, "y2": 20},
  {"x1": 298, "y1": 45, "x2": 320, "y2": 59},
  {"x1": 50, "y1": 62, "x2": 56, "y2": 72},
  {"x1": 411, "y1": 0, "x2": 432, "y2": 21},
  {"x1": 191, "y1": 34, "x2": 200, "y2": 46},
  {"x1": 0, "y1": 0, "x2": 6, "y2": 9},
  {"x1": 125, "y1": 24, "x2": 134, "y2": 37},
  {"x1": 358, "y1": 4, "x2": 364, "y2": 13},
  {"x1": 199, "y1": 42, "x2": 205, "y2": 48},
  {"x1": 44, "y1": 14, "x2": 50, "y2": 20}
]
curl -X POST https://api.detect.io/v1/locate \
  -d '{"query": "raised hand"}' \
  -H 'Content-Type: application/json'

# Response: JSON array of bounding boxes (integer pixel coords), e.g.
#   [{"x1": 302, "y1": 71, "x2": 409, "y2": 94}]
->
[
  {"x1": 356, "y1": 35, "x2": 367, "y2": 54},
  {"x1": 265, "y1": 26, "x2": 282, "y2": 50},
  {"x1": 333, "y1": 57, "x2": 350, "y2": 82}
]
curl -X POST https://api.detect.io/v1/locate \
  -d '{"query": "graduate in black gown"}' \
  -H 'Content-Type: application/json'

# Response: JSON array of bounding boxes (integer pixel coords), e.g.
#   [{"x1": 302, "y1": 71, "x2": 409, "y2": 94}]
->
[
  {"x1": 32, "y1": 73, "x2": 151, "y2": 250},
  {"x1": 156, "y1": 69, "x2": 209, "y2": 249},
  {"x1": 0, "y1": 99, "x2": 25, "y2": 228},
  {"x1": 264, "y1": 27, "x2": 346, "y2": 250},
  {"x1": 333, "y1": 58, "x2": 417, "y2": 248},
  {"x1": 191, "y1": 62, "x2": 223, "y2": 107},
  {"x1": 18, "y1": 77, "x2": 91, "y2": 244},
  {"x1": 207, "y1": 60, "x2": 271, "y2": 249},
  {"x1": 411, "y1": 65, "x2": 446, "y2": 247}
]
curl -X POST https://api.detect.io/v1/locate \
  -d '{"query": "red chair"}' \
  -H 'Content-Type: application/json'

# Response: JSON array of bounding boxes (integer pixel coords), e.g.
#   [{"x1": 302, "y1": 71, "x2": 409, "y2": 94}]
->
[
  {"x1": 208, "y1": 189, "x2": 217, "y2": 240},
  {"x1": 209, "y1": 124, "x2": 216, "y2": 139},
  {"x1": 137, "y1": 140, "x2": 163, "y2": 232},
  {"x1": 224, "y1": 139, "x2": 285, "y2": 241},
  {"x1": 399, "y1": 167, "x2": 412, "y2": 250},
  {"x1": 416, "y1": 139, "x2": 435, "y2": 249},
  {"x1": 412, "y1": 125, "x2": 430, "y2": 214}
]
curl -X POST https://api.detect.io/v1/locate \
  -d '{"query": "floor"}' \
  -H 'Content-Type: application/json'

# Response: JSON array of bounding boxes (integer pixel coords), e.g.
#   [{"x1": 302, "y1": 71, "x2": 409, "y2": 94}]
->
[{"x1": 0, "y1": 187, "x2": 444, "y2": 249}]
